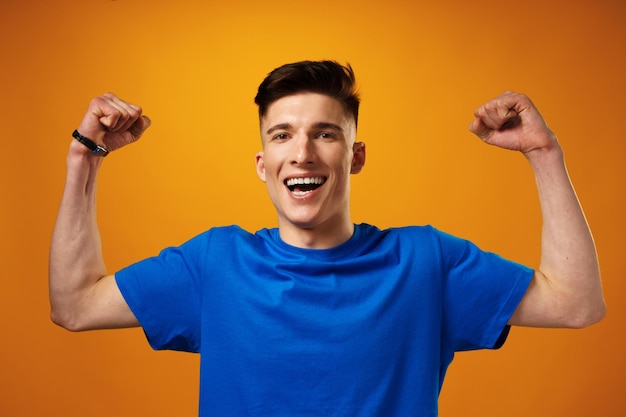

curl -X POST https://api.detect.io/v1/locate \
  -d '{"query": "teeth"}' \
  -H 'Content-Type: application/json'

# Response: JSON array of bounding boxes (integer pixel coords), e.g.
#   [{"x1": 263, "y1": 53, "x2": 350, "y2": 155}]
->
[
  {"x1": 291, "y1": 190, "x2": 310, "y2": 196},
  {"x1": 286, "y1": 177, "x2": 325, "y2": 187}
]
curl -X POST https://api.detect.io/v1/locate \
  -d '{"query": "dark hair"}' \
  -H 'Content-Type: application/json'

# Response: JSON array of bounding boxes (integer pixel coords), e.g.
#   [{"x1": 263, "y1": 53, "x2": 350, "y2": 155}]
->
[{"x1": 254, "y1": 60, "x2": 360, "y2": 127}]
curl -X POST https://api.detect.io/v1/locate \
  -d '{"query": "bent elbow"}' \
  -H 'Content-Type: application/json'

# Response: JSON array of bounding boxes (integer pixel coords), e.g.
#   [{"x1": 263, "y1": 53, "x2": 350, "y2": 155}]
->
[
  {"x1": 50, "y1": 309, "x2": 76, "y2": 332},
  {"x1": 50, "y1": 304, "x2": 88, "y2": 332},
  {"x1": 568, "y1": 300, "x2": 607, "y2": 329}
]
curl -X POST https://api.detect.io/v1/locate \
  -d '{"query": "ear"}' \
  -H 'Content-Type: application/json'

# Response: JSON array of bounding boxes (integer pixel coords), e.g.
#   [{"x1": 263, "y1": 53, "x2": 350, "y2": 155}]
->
[
  {"x1": 255, "y1": 151, "x2": 266, "y2": 182},
  {"x1": 350, "y1": 142, "x2": 366, "y2": 174}
]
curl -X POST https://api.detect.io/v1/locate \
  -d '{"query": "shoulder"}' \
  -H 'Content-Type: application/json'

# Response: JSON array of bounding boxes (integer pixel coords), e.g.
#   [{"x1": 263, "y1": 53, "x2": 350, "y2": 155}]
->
[
  {"x1": 356, "y1": 224, "x2": 494, "y2": 267},
  {"x1": 352, "y1": 223, "x2": 447, "y2": 257},
  {"x1": 357, "y1": 223, "x2": 441, "y2": 244},
  {"x1": 187, "y1": 225, "x2": 257, "y2": 246},
  {"x1": 142, "y1": 226, "x2": 261, "y2": 264}
]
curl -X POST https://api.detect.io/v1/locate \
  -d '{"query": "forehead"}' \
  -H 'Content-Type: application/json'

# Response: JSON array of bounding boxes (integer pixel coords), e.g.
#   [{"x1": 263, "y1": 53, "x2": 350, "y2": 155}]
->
[{"x1": 260, "y1": 93, "x2": 354, "y2": 131}]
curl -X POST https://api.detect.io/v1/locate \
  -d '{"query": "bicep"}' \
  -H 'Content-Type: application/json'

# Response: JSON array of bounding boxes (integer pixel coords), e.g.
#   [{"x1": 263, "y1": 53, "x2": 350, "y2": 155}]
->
[
  {"x1": 508, "y1": 270, "x2": 569, "y2": 328},
  {"x1": 81, "y1": 274, "x2": 140, "y2": 330}
]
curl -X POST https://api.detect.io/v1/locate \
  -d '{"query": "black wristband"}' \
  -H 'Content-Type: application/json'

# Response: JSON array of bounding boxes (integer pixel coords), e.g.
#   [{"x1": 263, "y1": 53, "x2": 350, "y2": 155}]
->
[{"x1": 72, "y1": 130, "x2": 110, "y2": 157}]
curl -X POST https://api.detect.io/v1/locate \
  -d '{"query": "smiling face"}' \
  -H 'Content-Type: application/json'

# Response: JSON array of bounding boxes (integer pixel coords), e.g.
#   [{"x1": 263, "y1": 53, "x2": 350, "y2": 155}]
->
[{"x1": 255, "y1": 93, "x2": 366, "y2": 248}]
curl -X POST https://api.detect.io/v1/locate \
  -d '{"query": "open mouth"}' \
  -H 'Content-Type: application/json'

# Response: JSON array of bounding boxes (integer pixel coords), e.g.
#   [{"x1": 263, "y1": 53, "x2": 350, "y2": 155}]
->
[{"x1": 285, "y1": 177, "x2": 327, "y2": 196}]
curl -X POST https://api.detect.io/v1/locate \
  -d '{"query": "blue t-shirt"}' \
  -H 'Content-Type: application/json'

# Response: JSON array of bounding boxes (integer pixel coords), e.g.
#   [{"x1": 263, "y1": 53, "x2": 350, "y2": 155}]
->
[{"x1": 116, "y1": 223, "x2": 533, "y2": 416}]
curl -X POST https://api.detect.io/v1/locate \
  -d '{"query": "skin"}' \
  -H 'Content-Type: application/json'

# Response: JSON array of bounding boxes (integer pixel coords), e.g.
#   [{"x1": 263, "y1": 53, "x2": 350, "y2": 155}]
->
[
  {"x1": 255, "y1": 93, "x2": 365, "y2": 249},
  {"x1": 49, "y1": 93, "x2": 146, "y2": 330},
  {"x1": 468, "y1": 91, "x2": 605, "y2": 327},
  {"x1": 49, "y1": 90, "x2": 605, "y2": 332}
]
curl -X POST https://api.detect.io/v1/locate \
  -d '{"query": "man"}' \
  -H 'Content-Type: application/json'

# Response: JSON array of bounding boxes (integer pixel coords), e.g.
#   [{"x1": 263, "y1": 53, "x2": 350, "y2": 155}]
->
[{"x1": 49, "y1": 60, "x2": 605, "y2": 416}]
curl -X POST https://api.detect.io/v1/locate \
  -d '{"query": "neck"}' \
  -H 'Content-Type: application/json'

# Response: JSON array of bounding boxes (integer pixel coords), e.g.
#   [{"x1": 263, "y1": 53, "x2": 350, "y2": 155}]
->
[{"x1": 278, "y1": 219, "x2": 355, "y2": 249}]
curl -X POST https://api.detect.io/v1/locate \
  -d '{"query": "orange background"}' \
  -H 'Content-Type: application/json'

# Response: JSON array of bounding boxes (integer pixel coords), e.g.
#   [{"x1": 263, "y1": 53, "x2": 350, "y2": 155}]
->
[{"x1": 1, "y1": 0, "x2": 624, "y2": 415}]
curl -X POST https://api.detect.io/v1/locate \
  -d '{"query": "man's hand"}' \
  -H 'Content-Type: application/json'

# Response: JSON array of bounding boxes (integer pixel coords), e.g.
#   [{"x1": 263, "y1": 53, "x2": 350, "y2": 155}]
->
[
  {"x1": 468, "y1": 91, "x2": 558, "y2": 157},
  {"x1": 76, "y1": 93, "x2": 151, "y2": 153}
]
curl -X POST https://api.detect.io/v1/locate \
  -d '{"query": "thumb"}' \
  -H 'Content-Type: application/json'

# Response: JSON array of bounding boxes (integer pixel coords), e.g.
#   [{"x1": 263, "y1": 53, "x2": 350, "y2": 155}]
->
[
  {"x1": 468, "y1": 118, "x2": 491, "y2": 140},
  {"x1": 130, "y1": 115, "x2": 152, "y2": 139}
]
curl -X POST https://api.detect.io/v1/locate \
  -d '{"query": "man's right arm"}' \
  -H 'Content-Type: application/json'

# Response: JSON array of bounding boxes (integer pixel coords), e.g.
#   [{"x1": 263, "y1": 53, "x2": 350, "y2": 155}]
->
[{"x1": 49, "y1": 93, "x2": 151, "y2": 331}]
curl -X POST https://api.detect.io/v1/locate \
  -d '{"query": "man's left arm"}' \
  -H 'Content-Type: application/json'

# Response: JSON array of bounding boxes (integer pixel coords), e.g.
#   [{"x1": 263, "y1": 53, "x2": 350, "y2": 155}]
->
[{"x1": 469, "y1": 91, "x2": 606, "y2": 328}]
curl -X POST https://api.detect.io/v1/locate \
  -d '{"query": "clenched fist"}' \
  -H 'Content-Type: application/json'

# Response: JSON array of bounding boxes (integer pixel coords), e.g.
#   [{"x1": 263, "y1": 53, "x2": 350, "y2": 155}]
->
[
  {"x1": 469, "y1": 91, "x2": 559, "y2": 157},
  {"x1": 75, "y1": 93, "x2": 151, "y2": 154}
]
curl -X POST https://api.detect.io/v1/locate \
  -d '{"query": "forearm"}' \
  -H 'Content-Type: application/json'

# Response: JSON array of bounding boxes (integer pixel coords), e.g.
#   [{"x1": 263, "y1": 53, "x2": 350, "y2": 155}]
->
[
  {"x1": 526, "y1": 144, "x2": 605, "y2": 327},
  {"x1": 49, "y1": 141, "x2": 108, "y2": 328}
]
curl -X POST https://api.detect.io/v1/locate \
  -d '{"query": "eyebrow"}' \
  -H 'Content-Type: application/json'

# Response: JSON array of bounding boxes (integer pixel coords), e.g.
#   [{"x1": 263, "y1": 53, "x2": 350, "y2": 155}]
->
[
  {"x1": 265, "y1": 123, "x2": 291, "y2": 135},
  {"x1": 265, "y1": 122, "x2": 344, "y2": 135}
]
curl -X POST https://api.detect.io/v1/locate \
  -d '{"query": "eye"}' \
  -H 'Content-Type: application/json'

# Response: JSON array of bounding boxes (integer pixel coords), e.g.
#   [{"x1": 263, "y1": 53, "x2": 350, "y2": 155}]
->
[
  {"x1": 272, "y1": 133, "x2": 290, "y2": 141},
  {"x1": 317, "y1": 131, "x2": 336, "y2": 140}
]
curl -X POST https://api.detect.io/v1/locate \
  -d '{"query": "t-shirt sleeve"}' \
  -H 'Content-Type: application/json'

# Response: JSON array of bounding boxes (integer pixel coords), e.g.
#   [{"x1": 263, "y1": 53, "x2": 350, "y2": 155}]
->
[
  {"x1": 115, "y1": 232, "x2": 208, "y2": 353},
  {"x1": 435, "y1": 229, "x2": 533, "y2": 352}
]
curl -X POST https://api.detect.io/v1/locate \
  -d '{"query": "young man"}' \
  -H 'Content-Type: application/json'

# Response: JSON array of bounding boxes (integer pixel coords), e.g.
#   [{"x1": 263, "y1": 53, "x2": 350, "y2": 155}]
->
[{"x1": 49, "y1": 60, "x2": 605, "y2": 416}]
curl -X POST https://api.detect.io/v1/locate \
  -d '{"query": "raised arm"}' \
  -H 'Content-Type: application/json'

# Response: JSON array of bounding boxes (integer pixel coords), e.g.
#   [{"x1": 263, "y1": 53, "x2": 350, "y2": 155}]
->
[
  {"x1": 469, "y1": 91, "x2": 606, "y2": 328},
  {"x1": 49, "y1": 93, "x2": 151, "y2": 331}
]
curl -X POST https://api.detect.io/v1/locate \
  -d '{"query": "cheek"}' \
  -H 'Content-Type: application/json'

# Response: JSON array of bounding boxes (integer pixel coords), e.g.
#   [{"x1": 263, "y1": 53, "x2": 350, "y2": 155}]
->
[
  {"x1": 259, "y1": 158, "x2": 281, "y2": 186},
  {"x1": 340, "y1": 153, "x2": 355, "y2": 176}
]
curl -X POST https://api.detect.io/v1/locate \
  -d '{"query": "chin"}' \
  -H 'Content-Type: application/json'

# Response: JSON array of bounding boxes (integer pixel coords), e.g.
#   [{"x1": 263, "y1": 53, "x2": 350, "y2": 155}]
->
[{"x1": 279, "y1": 210, "x2": 326, "y2": 230}]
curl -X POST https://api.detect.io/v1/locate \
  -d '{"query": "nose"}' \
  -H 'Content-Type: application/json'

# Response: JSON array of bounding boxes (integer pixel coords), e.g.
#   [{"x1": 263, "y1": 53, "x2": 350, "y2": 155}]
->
[{"x1": 291, "y1": 133, "x2": 316, "y2": 165}]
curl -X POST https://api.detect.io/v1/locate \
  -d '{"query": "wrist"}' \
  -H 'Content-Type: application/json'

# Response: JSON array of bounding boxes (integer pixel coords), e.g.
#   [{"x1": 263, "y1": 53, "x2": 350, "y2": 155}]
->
[
  {"x1": 524, "y1": 142, "x2": 565, "y2": 173},
  {"x1": 67, "y1": 139, "x2": 105, "y2": 169},
  {"x1": 72, "y1": 130, "x2": 110, "y2": 157}
]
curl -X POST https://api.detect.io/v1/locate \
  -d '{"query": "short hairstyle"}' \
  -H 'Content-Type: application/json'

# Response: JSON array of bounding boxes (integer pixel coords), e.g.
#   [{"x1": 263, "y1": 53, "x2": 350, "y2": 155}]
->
[{"x1": 254, "y1": 60, "x2": 360, "y2": 127}]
